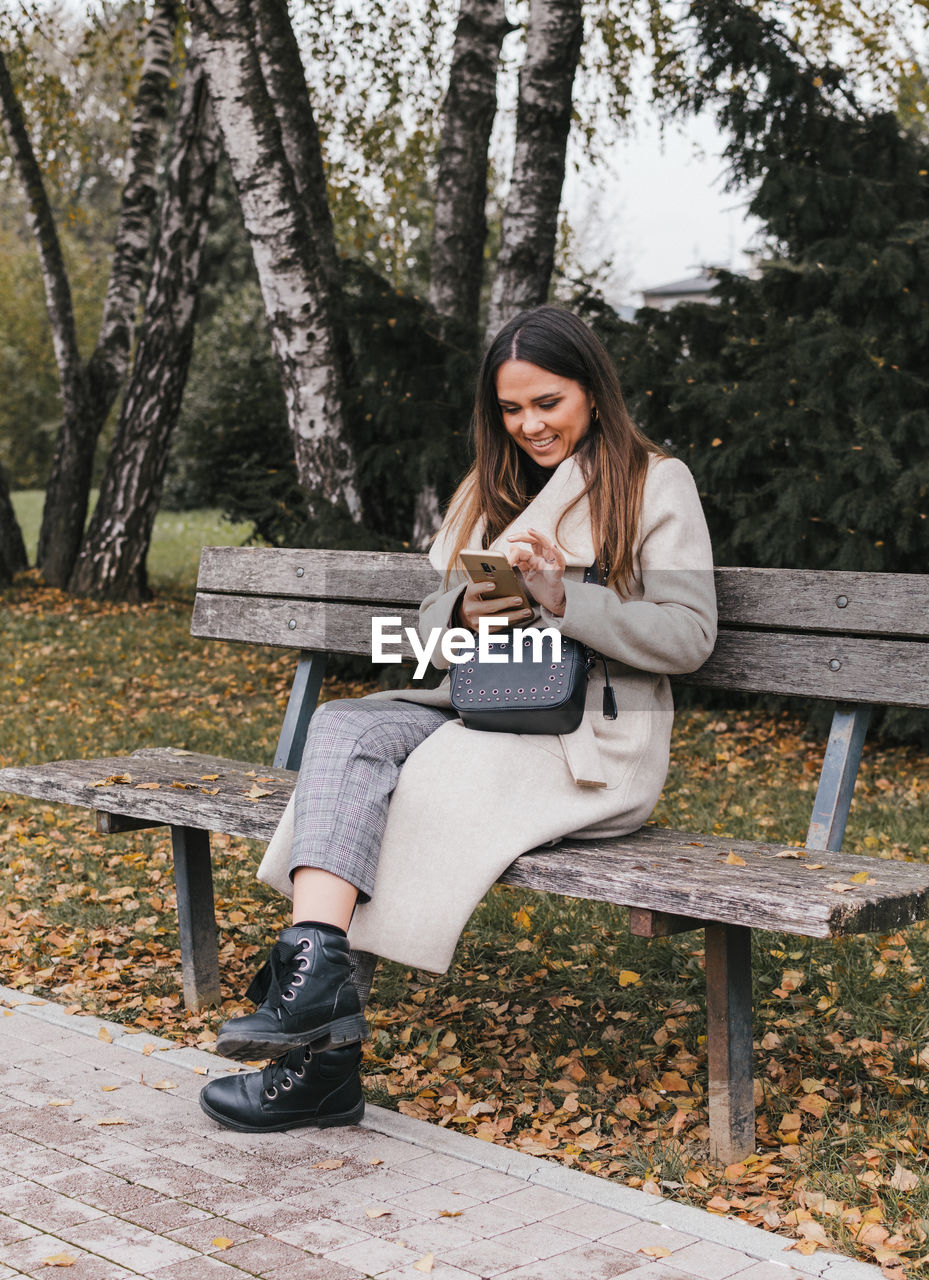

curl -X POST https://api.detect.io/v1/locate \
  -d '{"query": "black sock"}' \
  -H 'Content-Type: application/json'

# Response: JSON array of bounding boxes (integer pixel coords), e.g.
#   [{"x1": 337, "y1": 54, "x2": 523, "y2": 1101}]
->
[{"x1": 293, "y1": 919, "x2": 347, "y2": 938}]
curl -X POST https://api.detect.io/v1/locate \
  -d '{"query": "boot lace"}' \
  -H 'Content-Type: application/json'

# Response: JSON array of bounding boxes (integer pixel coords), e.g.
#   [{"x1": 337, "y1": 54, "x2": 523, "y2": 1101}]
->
[
  {"x1": 245, "y1": 937, "x2": 313, "y2": 1008},
  {"x1": 262, "y1": 1046, "x2": 310, "y2": 1100}
]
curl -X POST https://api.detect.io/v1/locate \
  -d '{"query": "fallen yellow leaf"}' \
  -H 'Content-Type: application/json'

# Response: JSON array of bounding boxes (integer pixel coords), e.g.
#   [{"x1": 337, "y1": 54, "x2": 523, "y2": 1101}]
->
[
  {"x1": 618, "y1": 970, "x2": 641, "y2": 987},
  {"x1": 97, "y1": 1117, "x2": 129, "y2": 1126},
  {"x1": 640, "y1": 1245, "x2": 672, "y2": 1258},
  {"x1": 365, "y1": 1207, "x2": 391, "y2": 1218},
  {"x1": 726, "y1": 852, "x2": 747, "y2": 866},
  {"x1": 98, "y1": 1026, "x2": 113, "y2": 1043},
  {"x1": 42, "y1": 1253, "x2": 77, "y2": 1267},
  {"x1": 150, "y1": 1080, "x2": 177, "y2": 1091},
  {"x1": 47, "y1": 1098, "x2": 73, "y2": 1107},
  {"x1": 212, "y1": 1237, "x2": 233, "y2": 1250},
  {"x1": 413, "y1": 1254, "x2": 435, "y2": 1273},
  {"x1": 312, "y1": 1159, "x2": 344, "y2": 1170},
  {"x1": 228, "y1": 910, "x2": 247, "y2": 924}
]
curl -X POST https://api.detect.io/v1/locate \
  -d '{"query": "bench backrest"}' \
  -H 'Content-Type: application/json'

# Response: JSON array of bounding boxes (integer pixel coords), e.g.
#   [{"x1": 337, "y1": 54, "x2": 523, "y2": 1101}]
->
[
  {"x1": 192, "y1": 546, "x2": 928, "y2": 858},
  {"x1": 192, "y1": 546, "x2": 929, "y2": 709}
]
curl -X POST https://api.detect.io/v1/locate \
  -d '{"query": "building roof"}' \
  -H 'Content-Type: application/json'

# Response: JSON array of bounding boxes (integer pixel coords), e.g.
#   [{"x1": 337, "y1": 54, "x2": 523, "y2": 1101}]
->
[{"x1": 642, "y1": 273, "x2": 718, "y2": 297}]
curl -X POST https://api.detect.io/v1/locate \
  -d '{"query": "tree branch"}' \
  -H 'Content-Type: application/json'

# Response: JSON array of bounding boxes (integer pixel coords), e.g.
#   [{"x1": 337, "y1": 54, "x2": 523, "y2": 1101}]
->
[{"x1": 0, "y1": 45, "x2": 83, "y2": 403}]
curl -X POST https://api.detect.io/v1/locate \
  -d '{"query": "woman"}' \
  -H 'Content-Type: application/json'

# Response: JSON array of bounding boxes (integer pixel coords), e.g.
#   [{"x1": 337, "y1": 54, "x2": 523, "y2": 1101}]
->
[{"x1": 199, "y1": 305, "x2": 717, "y2": 1133}]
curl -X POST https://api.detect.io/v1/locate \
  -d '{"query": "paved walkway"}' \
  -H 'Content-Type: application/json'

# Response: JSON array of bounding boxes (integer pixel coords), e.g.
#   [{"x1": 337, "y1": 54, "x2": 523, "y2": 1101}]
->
[{"x1": 0, "y1": 990, "x2": 878, "y2": 1280}]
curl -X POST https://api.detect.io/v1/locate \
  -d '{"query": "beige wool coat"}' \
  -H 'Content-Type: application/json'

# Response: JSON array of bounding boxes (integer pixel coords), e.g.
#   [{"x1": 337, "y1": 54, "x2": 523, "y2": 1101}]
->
[{"x1": 257, "y1": 453, "x2": 717, "y2": 973}]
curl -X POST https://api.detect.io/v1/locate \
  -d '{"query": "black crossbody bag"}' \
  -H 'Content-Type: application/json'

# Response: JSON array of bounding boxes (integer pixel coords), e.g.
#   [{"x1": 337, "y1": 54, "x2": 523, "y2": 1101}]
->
[{"x1": 448, "y1": 565, "x2": 617, "y2": 734}]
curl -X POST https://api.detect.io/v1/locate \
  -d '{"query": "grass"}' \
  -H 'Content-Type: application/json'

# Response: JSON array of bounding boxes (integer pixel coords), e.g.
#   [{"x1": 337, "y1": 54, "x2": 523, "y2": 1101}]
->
[
  {"x1": 10, "y1": 489, "x2": 254, "y2": 596},
  {"x1": 1, "y1": 527, "x2": 929, "y2": 1272}
]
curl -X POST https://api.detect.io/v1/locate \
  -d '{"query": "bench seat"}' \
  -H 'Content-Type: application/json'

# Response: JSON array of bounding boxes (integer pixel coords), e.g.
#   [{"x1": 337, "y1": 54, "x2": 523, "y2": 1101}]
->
[{"x1": 3, "y1": 747, "x2": 928, "y2": 942}]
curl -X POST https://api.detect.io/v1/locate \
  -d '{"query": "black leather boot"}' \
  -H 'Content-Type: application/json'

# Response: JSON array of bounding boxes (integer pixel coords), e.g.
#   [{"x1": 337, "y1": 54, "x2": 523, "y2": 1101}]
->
[
  {"x1": 199, "y1": 1043, "x2": 364, "y2": 1132},
  {"x1": 215, "y1": 924, "x2": 368, "y2": 1061}
]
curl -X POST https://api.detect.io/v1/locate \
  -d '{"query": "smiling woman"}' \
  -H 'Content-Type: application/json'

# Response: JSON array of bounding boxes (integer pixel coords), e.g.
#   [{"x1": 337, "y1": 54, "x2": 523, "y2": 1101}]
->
[
  {"x1": 199, "y1": 304, "x2": 717, "y2": 1137},
  {"x1": 496, "y1": 362, "x2": 594, "y2": 467}
]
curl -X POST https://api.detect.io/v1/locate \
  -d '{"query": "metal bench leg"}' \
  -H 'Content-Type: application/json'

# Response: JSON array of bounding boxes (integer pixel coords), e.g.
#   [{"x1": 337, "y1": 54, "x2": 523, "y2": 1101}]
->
[
  {"x1": 170, "y1": 825, "x2": 221, "y2": 1011},
  {"x1": 705, "y1": 923, "x2": 754, "y2": 1163}
]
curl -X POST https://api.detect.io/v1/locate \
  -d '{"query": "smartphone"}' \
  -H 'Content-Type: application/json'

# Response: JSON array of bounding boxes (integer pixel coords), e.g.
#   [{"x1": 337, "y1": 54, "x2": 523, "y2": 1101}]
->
[{"x1": 459, "y1": 551, "x2": 534, "y2": 612}]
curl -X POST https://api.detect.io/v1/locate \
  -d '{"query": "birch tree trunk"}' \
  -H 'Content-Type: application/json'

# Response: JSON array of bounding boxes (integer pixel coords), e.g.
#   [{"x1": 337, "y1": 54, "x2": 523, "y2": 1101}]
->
[
  {"x1": 0, "y1": 461, "x2": 28, "y2": 587},
  {"x1": 428, "y1": 0, "x2": 513, "y2": 347},
  {"x1": 69, "y1": 53, "x2": 220, "y2": 602},
  {"x1": 485, "y1": 0, "x2": 583, "y2": 342},
  {"x1": 0, "y1": 1, "x2": 178, "y2": 589},
  {"x1": 188, "y1": 0, "x2": 361, "y2": 522}
]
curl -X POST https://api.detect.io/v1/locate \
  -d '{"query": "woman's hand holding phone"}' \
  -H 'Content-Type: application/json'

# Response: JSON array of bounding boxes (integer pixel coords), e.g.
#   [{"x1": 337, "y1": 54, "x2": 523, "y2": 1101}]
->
[
  {"x1": 458, "y1": 579, "x2": 532, "y2": 631},
  {"x1": 506, "y1": 527, "x2": 567, "y2": 617}
]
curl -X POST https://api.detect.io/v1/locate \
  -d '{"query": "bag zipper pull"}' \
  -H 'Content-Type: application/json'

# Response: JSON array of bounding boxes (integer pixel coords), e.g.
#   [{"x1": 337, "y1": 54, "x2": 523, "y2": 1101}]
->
[{"x1": 601, "y1": 658, "x2": 617, "y2": 719}]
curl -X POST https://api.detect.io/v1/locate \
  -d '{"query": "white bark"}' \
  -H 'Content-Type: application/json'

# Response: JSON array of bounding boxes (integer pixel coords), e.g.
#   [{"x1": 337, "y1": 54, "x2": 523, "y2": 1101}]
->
[
  {"x1": 485, "y1": 0, "x2": 583, "y2": 342},
  {"x1": 428, "y1": 0, "x2": 513, "y2": 344},
  {"x1": 189, "y1": 0, "x2": 361, "y2": 520}
]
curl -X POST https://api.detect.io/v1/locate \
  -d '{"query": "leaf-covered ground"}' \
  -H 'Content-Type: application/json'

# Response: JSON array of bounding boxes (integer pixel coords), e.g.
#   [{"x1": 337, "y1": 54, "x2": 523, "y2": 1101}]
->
[{"x1": 2, "y1": 576, "x2": 929, "y2": 1275}]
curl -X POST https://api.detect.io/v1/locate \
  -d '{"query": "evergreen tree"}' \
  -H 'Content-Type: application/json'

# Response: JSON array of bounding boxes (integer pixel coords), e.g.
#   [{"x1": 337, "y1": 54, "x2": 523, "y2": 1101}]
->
[{"x1": 613, "y1": 0, "x2": 929, "y2": 575}]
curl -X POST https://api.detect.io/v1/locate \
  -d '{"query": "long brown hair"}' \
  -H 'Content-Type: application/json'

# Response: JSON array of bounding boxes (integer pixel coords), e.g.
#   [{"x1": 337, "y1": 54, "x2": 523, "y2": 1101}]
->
[{"x1": 443, "y1": 306, "x2": 666, "y2": 594}]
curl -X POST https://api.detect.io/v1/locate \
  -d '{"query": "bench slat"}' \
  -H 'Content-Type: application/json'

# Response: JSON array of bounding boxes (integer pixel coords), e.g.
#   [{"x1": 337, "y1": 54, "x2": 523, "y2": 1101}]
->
[
  {"x1": 0, "y1": 750, "x2": 293, "y2": 842},
  {"x1": 197, "y1": 546, "x2": 438, "y2": 604},
  {"x1": 190, "y1": 592, "x2": 929, "y2": 708},
  {"x1": 3, "y1": 751, "x2": 929, "y2": 939},
  {"x1": 196, "y1": 548, "x2": 929, "y2": 639}
]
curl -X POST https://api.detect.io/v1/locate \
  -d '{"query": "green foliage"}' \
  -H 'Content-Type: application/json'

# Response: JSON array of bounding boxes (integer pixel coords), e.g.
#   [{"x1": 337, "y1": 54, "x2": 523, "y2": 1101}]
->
[{"x1": 591, "y1": 0, "x2": 929, "y2": 581}]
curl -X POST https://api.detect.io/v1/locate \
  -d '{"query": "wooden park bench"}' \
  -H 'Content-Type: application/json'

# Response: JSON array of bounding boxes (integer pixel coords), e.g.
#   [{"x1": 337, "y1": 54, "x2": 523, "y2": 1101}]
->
[{"x1": 2, "y1": 546, "x2": 929, "y2": 1164}]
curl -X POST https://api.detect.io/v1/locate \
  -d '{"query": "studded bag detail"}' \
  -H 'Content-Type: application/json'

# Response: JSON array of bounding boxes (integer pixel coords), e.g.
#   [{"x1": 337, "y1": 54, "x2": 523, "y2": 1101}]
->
[{"x1": 448, "y1": 565, "x2": 617, "y2": 734}]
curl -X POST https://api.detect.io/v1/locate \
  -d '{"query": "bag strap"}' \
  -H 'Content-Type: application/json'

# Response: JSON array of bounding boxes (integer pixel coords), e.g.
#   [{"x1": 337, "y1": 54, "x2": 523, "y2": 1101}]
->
[{"x1": 580, "y1": 562, "x2": 617, "y2": 720}]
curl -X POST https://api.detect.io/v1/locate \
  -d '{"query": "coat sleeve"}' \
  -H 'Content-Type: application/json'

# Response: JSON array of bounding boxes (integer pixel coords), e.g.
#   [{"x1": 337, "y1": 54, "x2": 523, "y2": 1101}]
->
[
  {"x1": 541, "y1": 456, "x2": 717, "y2": 674},
  {"x1": 415, "y1": 574, "x2": 469, "y2": 672}
]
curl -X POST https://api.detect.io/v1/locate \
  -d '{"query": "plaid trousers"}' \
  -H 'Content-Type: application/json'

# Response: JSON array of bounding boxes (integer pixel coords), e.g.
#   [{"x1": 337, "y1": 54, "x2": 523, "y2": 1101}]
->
[{"x1": 290, "y1": 698, "x2": 456, "y2": 900}]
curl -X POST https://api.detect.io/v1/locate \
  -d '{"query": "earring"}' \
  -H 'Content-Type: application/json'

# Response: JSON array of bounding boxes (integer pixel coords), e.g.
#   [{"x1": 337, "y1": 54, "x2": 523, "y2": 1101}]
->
[{"x1": 591, "y1": 405, "x2": 600, "y2": 423}]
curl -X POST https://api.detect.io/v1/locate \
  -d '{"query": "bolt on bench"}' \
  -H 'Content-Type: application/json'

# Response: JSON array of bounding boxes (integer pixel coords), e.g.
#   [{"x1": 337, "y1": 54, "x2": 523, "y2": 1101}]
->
[{"x1": 2, "y1": 546, "x2": 929, "y2": 1163}]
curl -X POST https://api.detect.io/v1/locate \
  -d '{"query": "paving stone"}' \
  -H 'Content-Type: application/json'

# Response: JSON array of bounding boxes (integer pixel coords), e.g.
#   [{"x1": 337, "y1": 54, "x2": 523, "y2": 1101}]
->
[
  {"x1": 167, "y1": 1216, "x2": 261, "y2": 1252},
  {"x1": 58, "y1": 1218, "x2": 200, "y2": 1273},
  {"x1": 328, "y1": 1131, "x2": 424, "y2": 1166},
  {"x1": 263, "y1": 1257, "x2": 370, "y2": 1280},
  {"x1": 0, "y1": 1230, "x2": 136, "y2": 1278},
  {"x1": 601, "y1": 1220, "x2": 699, "y2": 1255},
  {"x1": 145, "y1": 1258, "x2": 246, "y2": 1279},
  {"x1": 545, "y1": 1203, "x2": 640, "y2": 1240},
  {"x1": 0, "y1": 1182, "x2": 104, "y2": 1232},
  {"x1": 389, "y1": 1185, "x2": 482, "y2": 1218},
  {"x1": 669, "y1": 1239, "x2": 769, "y2": 1279},
  {"x1": 441, "y1": 1168, "x2": 530, "y2": 1202},
  {"x1": 214, "y1": 1233, "x2": 331, "y2": 1275},
  {"x1": 388, "y1": 1215, "x2": 478, "y2": 1256},
  {"x1": 378, "y1": 1260, "x2": 477, "y2": 1280},
  {"x1": 43, "y1": 1168, "x2": 164, "y2": 1214},
  {"x1": 3, "y1": 1145, "x2": 82, "y2": 1183},
  {"x1": 491, "y1": 1184, "x2": 590, "y2": 1224},
  {"x1": 442, "y1": 1234, "x2": 533, "y2": 1276},
  {"x1": 330, "y1": 1167, "x2": 431, "y2": 1202},
  {"x1": 273, "y1": 1213, "x2": 371, "y2": 1253},
  {"x1": 0, "y1": 1212, "x2": 38, "y2": 1246},
  {"x1": 311, "y1": 1194, "x2": 428, "y2": 1239},
  {"x1": 325, "y1": 1234, "x2": 418, "y2": 1275},
  {"x1": 495, "y1": 1250, "x2": 646, "y2": 1280},
  {"x1": 118, "y1": 1198, "x2": 211, "y2": 1233},
  {"x1": 397, "y1": 1153, "x2": 478, "y2": 1184},
  {"x1": 449, "y1": 1200, "x2": 529, "y2": 1240},
  {"x1": 491, "y1": 1220, "x2": 591, "y2": 1261}
]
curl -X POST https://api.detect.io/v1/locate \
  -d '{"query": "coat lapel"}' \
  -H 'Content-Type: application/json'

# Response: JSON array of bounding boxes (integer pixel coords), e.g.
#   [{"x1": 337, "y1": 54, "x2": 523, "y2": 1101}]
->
[{"x1": 429, "y1": 456, "x2": 595, "y2": 571}]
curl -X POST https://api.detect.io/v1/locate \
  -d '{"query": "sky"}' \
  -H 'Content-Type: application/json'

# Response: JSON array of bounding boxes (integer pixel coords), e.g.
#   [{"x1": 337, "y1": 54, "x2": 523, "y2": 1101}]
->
[{"x1": 564, "y1": 109, "x2": 764, "y2": 307}]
